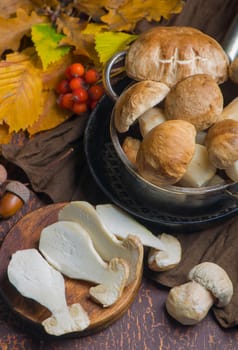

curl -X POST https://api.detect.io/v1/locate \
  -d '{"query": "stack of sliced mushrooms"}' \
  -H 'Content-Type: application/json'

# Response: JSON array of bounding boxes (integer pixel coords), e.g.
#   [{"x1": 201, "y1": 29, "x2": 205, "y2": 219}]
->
[
  {"x1": 7, "y1": 201, "x2": 182, "y2": 336},
  {"x1": 113, "y1": 26, "x2": 238, "y2": 188},
  {"x1": 7, "y1": 201, "x2": 233, "y2": 334}
]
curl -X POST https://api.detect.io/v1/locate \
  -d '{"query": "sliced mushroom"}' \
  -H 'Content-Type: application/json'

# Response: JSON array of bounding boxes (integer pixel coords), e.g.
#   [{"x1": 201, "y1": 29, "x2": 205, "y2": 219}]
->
[
  {"x1": 96, "y1": 204, "x2": 182, "y2": 271},
  {"x1": 39, "y1": 221, "x2": 129, "y2": 308},
  {"x1": 166, "y1": 262, "x2": 233, "y2": 325},
  {"x1": 58, "y1": 201, "x2": 143, "y2": 285},
  {"x1": 7, "y1": 249, "x2": 90, "y2": 336}
]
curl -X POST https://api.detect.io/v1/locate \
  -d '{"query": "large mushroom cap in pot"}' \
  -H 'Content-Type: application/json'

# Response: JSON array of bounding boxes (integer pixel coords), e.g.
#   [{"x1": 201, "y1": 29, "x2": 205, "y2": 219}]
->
[{"x1": 125, "y1": 26, "x2": 229, "y2": 87}]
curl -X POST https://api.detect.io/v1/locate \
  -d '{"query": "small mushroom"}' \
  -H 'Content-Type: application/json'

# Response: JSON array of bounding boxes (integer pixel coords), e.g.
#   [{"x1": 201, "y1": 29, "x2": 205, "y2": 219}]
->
[
  {"x1": 114, "y1": 80, "x2": 170, "y2": 133},
  {"x1": 122, "y1": 136, "x2": 141, "y2": 166},
  {"x1": 0, "y1": 181, "x2": 30, "y2": 218},
  {"x1": 96, "y1": 204, "x2": 182, "y2": 271},
  {"x1": 205, "y1": 119, "x2": 238, "y2": 169},
  {"x1": 165, "y1": 262, "x2": 233, "y2": 325},
  {"x1": 8, "y1": 249, "x2": 90, "y2": 336},
  {"x1": 58, "y1": 201, "x2": 144, "y2": 285}
]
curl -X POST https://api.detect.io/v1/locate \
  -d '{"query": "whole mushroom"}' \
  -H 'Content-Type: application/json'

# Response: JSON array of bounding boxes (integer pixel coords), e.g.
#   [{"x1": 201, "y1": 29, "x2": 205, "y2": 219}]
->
[{"x1": 165, "y1": 262, "x2": 233, "y2": 325}]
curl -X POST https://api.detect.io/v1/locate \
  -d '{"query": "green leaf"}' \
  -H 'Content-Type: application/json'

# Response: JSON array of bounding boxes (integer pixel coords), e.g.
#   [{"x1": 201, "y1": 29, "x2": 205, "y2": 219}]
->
[
  {"x1": 95, "y1": 31, "x2": 138, "y2": 65},
  {"x1": 31, "y1": 23, "x2": 71, "y2": 70}
]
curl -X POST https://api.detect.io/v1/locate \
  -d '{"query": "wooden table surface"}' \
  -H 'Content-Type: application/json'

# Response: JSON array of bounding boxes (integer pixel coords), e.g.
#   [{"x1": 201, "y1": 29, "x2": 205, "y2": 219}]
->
[{"x1": 0, "y1": 170, "x2": 237, "y2": 350}]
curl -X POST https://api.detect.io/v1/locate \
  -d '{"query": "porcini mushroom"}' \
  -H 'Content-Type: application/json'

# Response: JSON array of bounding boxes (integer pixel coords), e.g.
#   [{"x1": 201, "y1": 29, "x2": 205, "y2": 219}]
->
[
  {"x1": 58, "y1": 201, "x2": 143, "y2": 285},
  {"x1": 165, "y1": 262, "x2": 233, "y2": 325},
  {"x1": 205, "y1": 119, "x2": 238, "y2": 169},
  {"x1": 114, "y1": 80, "x2": 170, "y2": 133},
  {"x1": 136, "y1": 119, "x2": 196, "y2": 186},
  {"x1": 8, "y1": 249, "x2": 90, "y2": 336},
  {"x1": 164, "y1": 74, "x2": 223, "y2": 131},
  {"x1": 39, "y1": 221, "x2": 130, "y2": 307},
  {"x1": 125, "y1": 26, "x2": 229, "y2": 87},
  {"x1": 96, "y1": 204, "x2": 182, "y2": 271}
]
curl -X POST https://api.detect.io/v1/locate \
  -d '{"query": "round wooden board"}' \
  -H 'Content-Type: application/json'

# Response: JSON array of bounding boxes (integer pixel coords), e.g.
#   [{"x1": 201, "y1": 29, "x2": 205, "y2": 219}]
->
[{"x1": 0, "y1": 203, "x2": 142, "y2": 338}]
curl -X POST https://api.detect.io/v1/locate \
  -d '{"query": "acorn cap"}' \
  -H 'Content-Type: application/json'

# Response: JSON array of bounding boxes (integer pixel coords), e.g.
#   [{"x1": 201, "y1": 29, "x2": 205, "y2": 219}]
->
[{"x1": 5, "y1": 181, "x2": 30, "y2": 203}]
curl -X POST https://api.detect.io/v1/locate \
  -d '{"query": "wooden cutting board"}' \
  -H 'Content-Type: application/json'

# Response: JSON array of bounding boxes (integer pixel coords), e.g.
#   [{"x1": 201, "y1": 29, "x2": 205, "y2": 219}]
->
[{"x1": 0, "y1": 203, "x2": 142, "y2": 338}]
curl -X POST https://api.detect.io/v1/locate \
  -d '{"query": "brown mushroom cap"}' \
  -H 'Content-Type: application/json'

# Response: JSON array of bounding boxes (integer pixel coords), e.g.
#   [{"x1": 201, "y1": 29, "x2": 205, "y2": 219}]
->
[
  {"x1": 164, "y1": 74, "x2": 223, "y2": 131},
  {"x1": 188, "y1": 262, "x2": 233, "y2": 307},
  {"x1": 136, "y1": 119, "x2": 196, "y2": 186},
  {"x1": 113, "y1": 80, "x2": 170, "y2": 133},
  {"x1": 205, "y1": 119, "x2": 238, "y2": 169},
  {"x1": 125, "y1": 26, "x2": 229, "y2": 87}
]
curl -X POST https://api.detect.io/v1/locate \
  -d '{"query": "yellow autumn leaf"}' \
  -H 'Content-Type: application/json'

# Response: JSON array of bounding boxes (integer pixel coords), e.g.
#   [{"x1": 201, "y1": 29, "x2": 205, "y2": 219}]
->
[
  {"x1": 0, "y1": 60, "x2": 43, "y2": 133},
  {"x1": 57, "y1": 14, "x2": 100, "y2": 66},
  {"x1": 28, "y1": 90, "x2": 71, "y2": 136},
  {"x1": 0, "y1": 8, "x2": 48, "y2": 56},
  {"x1": 72, "y1": 0, "x2": 108, "y2": 19},
  {"x1": 0, "y1": 123, "x2": 12, "y2": 145},
  {"x1": 81, "y1": 23, "x2": 107, "y2": 35},
  {"x1": 95, "y1": 31, "x2": 137, "y2": 64},
  {"x1": 102, "y1": 0, "x2": 184, "y2": 31}
]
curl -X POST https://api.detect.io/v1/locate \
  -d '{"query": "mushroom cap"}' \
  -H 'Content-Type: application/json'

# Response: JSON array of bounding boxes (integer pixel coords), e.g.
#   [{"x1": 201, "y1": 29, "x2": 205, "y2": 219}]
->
[
  {"x1": 188, "y1": 262, "x2": 233, "y2": 307},
  {"x1": 164, "y1": 74, "x2": 223, "y2": 131},
  {"x1": 205, "y1": 119, "x2": 238, "y2": 169},
  {"x1": 114, "y1": 80, "x2": 170, "y2": 133},
  {"x1": 125, "y1": 26, "x2": 229, "y2": 87},
  {"x1": 136, "y1": 119, "x2": 196, "y2": 186}
]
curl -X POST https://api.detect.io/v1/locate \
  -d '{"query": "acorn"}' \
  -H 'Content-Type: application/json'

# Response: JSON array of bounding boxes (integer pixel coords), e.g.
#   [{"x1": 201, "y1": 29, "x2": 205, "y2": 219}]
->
[{"x1": 0, "y1": 181, "x2": 30, "y2": 219}]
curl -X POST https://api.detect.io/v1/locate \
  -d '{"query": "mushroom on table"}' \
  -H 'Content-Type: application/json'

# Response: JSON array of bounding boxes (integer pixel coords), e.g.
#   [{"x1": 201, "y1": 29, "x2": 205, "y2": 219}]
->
[{"x1": 165, "y1": 262, "x2": 233, "y2": 325}]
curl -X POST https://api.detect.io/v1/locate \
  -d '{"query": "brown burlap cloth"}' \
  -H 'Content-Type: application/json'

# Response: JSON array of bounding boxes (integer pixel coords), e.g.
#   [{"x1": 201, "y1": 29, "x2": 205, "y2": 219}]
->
[{"x1": 2, "y1": 0, "x2": 238, "y2": 329}]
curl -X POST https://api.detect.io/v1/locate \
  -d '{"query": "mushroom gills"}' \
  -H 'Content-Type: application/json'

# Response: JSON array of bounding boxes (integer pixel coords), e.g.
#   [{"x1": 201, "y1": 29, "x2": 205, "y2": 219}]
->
[
  {"x1": 7, "y1": 248, "x2": 90, "y2": 336},
  {"x1": 58, "y1": 201, "x2": 143, "y2": 285},
  {"x1": 39, "y1": 220, "x2": 129, "y2": 307}
]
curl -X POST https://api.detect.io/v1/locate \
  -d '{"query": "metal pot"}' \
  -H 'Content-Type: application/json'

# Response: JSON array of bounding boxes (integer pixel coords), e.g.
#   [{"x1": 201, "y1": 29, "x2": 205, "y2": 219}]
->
[{"x1": 103, "y1": 51, "x2": 238, "y2": 218}]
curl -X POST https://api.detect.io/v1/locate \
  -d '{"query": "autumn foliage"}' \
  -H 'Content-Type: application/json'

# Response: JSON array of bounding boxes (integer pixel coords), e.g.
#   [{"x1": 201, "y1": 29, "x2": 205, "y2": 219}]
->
[{"x1": 0, "y1": 0, "x2": 184, "y2": 143}]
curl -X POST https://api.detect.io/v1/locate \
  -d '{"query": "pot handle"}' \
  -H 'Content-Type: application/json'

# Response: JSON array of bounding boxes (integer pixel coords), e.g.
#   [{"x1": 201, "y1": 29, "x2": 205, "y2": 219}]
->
[{"x1": 103, "y1": 50, "x2": 127, "y2": 102}]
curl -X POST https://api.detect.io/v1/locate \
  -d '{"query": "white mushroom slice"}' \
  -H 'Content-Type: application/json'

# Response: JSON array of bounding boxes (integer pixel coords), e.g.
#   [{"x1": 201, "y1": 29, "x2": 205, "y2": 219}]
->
[
  {"x1": 39, "y1": 221, "x2": 129, "y2": 308},
  {"x1": 95, "y1": 204, "x2": 181, "y2": 271},
  {"x1": 225, "y1": 160, "x2": 238, "y2": 182},
  {"x1": 179, "y1": 144, "x2": 216, "y2": 187},
  {"x1": 147, "y1": 233, "x2": 182, "y2": 271},
  {"x1": 96, "y1": 204, "x2": 165, "y2": 250},
  {"x1": 166, "y1": 262, "x2": 233, "y2": 325},
  {"x1": 7, "y1": 249, "x2": 90, "y2": 336},
  {"x1": 138, "y1": 107, "x2": 166, "y2": 137},
  {"x1": 58, "y1": 201, "x2": 143, "y2": 285}
]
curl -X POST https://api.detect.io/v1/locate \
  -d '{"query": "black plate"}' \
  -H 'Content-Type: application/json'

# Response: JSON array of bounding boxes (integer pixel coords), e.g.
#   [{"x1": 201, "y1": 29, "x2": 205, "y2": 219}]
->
[{"x1": 84, "y1": 79, "x2": 238, "y2": 233}]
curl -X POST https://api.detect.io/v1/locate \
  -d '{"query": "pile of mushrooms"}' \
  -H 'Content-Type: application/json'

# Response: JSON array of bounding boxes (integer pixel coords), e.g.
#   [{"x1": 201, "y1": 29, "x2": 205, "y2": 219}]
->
[{"x1": 113, "y1": 25, "x2": 238, "y2": 188}]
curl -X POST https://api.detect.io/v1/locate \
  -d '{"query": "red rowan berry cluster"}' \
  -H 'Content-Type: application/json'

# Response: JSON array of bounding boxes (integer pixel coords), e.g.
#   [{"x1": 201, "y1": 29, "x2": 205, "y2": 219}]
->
[{"x1": 56, "y1": 63, "x2": 104, "y2": 115}]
